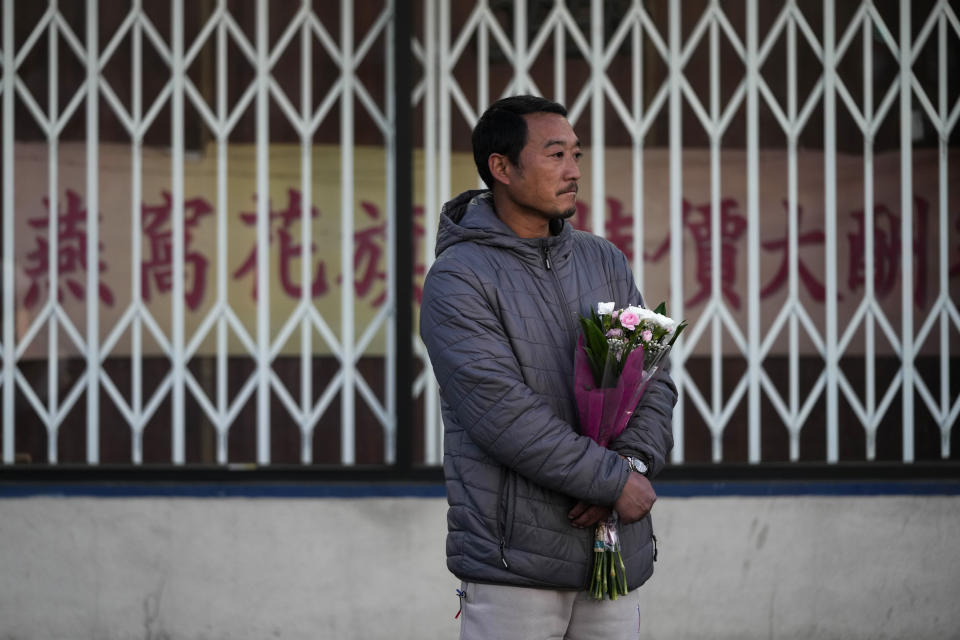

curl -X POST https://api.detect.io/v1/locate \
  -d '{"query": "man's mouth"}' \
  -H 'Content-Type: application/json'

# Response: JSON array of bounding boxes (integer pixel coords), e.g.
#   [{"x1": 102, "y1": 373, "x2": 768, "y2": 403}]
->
[{"x1": 559, "y1": 184, "x2": 578, "y2": 196}]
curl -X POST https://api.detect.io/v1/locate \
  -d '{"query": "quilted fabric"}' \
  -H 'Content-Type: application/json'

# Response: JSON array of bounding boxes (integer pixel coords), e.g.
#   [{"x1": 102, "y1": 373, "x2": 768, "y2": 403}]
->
[{"x1": 420, "y1": 190, "x2": 677, "y2": 590}]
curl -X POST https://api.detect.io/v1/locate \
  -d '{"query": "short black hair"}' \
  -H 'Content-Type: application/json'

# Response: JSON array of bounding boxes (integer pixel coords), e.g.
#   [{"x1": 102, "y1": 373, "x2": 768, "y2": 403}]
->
[{"x1": 472, "y1": 95, "x2": 568, "y2": 189}]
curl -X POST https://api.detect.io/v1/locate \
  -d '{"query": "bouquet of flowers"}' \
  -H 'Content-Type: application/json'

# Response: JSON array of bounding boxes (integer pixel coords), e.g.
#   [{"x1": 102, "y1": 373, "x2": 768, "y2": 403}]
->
[{"x1": 574, "y1": 301, "x2": 686, "y2": 600}]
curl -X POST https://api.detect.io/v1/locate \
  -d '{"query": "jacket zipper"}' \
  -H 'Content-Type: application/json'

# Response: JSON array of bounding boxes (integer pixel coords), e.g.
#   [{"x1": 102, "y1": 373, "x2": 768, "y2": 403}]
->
[
  {"x1": 541, "y1": 240, "x2": 575, "y2": 340},
  {"x1": 497, "y1": 467, "x2": 510, "y2": 569}
]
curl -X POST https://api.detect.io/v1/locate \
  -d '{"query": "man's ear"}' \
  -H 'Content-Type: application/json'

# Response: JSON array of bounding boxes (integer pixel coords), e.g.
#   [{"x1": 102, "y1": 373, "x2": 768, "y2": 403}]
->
[{"x1": 488, "y1": 153, "x2": 511, "y2": 186}]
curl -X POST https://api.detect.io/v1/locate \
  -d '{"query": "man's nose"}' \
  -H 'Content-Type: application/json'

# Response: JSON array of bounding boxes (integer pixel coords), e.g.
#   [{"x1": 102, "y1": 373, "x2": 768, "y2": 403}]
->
[{"x1": 565, "y1": 156, "x2": 581, "y2": 180}]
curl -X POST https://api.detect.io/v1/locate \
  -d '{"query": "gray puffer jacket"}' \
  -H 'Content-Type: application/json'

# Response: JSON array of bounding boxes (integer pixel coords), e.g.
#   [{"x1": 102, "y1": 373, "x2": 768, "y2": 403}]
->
[{"x1": 420, "y1": 190, "x2": 676, "y2": 590}]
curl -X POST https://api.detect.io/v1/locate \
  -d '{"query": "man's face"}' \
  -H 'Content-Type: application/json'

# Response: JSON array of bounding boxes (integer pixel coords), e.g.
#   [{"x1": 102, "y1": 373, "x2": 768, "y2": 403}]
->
[{"x1": 504, "y1": 112, "x2": 582, "y2": 221}]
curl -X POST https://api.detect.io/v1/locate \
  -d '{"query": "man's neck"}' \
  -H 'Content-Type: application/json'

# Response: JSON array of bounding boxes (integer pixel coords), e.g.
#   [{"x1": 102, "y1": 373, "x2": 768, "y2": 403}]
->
[{"x1": 491, "y1": 190, "x2": 550, "y2": 239}]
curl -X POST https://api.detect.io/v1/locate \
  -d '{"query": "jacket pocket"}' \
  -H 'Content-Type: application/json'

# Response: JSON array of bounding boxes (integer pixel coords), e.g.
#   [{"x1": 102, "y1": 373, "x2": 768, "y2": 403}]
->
[{"x1": 496, "y1": 467, "x2": 517, "y2": 569}]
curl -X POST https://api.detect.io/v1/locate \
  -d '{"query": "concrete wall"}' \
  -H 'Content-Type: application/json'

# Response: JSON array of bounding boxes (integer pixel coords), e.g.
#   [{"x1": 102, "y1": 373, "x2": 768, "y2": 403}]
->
[{"x1": 1, "y1": 494, "x2": 958, "y2": 639}]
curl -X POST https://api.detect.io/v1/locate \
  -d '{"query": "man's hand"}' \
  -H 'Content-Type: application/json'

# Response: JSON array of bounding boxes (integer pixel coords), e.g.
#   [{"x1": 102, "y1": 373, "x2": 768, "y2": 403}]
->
[
  {"x1": 567, "y1": 501, "x2": 611, "y2": 529},
  {"x1": 613, "y1": 472, "x2": 656, "y2": 524}
]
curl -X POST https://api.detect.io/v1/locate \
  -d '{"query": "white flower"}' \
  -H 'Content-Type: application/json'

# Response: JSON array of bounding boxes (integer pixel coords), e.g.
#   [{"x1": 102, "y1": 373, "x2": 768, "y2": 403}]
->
[
  {"x1": 651, "y1": 312, "x2": 676, "y2": 332},
  {"x1": 597, "y1": 301, "x2": 616, "y2": 316},
  {"x1": 624, "y1": 305, "x2": 648, "y2": 320}
]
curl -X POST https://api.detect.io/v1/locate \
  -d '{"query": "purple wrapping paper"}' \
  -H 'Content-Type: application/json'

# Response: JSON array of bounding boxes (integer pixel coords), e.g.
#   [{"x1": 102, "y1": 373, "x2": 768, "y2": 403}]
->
[{"x1": 574, "y1": 334, "x2": 656, "y2": 447}]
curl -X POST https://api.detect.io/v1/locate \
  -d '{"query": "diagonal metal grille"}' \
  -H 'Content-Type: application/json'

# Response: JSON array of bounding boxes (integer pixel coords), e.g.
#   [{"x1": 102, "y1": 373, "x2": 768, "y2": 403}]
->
[
  {"x1": 415, "y1": 0, "x2": 958, "y2": 466},
  {"x1": 2, "y1": 0, "x2": 398, "y2": 466},
  {"x1": 2, "y1": 0, "x2": 956, "y2": 467}
]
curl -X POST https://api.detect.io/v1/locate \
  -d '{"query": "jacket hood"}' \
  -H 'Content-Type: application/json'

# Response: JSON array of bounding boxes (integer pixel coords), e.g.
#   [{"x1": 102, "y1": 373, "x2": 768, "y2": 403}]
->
[{"x1": 434, "y1": 189, "x2": 570, "y2": 258}]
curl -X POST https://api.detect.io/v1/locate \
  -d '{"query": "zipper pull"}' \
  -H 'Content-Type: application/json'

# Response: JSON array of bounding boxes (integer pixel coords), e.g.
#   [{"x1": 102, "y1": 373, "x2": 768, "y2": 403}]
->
[
  {"x1": 542, "y1": 244, "x2": 552, "y2": 270},
  {"x1": 499, "y1": 538, "x2": 510, "y2": 568}
]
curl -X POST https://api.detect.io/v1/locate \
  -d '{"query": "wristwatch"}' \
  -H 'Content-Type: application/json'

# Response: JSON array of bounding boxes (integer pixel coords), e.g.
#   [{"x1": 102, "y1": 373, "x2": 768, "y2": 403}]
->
[{"x1": 625, "y1": 456, "x2": 649, "y2": 476}]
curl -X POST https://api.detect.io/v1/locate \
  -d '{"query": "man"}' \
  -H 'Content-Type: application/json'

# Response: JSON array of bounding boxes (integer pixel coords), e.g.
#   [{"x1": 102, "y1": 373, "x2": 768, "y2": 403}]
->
[{"x1": 419, "y1": 95, "x2": 677, "y2": 639}]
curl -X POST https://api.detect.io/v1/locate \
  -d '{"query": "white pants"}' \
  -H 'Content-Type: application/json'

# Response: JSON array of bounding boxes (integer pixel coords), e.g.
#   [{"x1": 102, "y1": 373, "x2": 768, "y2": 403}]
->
[{"x1": 457, "y1": 581, "x2": 642, "y2": 640}]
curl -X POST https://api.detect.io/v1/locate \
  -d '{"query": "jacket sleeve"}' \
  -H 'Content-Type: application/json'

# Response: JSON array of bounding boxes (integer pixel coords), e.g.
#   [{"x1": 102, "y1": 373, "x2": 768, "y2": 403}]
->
[
  {"x1": 420, "y1": 255, "x2": 630, "y2": 506},
  {"x1": 605, "y1": 249, "x2": 678, "y2": 478}
]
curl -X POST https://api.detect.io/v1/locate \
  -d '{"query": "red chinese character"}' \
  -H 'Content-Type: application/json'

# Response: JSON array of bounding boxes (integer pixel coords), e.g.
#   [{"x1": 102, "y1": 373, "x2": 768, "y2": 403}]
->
[
  {"x1": 233, "y1": 189, "x2": 329, "y2": 300},
  {"x1": 760, "y1": 201, "x2": 827, "y2": 302},
  {"x1": 647, "y1": 198, "x2": 747, "y2": 309},
  {"x1": 847, "y1": 196, "x2": 929, "y2": 307},
  {"x1": 348, "y1": 202, "x2": 432, "y2": 308},
  {"x1": 349, "y1": 203, "x2": 430, "y2": 306},
  {"x1": 566, "y1": 199, "x2": 630, "y2": 248},
  {"x1": 352, "y1": 201, "x2": 387, "y2": 307},
  {"x1": 22, "y1": 189, "x2": 114, "y2": 309},
  {"x1": 141, "y1": 192, "x2": 213, "y2": 310}
]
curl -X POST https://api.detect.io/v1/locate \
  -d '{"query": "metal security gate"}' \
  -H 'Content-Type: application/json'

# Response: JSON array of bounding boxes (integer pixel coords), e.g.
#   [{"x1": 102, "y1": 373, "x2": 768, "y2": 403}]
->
[
  {"x1": 414, "y1": 0, "x2": 959, "y2": 464},
  {"x1": 2, "y1": 0, "x2": 958, "y2": 467},
  {"x1": 2, "y1": 0, "x2": 403, "y2": 465}
]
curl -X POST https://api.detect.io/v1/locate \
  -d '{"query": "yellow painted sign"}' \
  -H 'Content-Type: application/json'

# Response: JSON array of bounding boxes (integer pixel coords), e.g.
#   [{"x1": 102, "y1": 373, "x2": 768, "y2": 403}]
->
[{"x1": 10, "y1": 143, "x2": 959, "y2": 358}]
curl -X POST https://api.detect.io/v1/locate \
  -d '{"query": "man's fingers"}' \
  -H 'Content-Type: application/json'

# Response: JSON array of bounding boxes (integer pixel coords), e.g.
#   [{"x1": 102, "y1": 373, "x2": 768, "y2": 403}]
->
[
  {"x1": 568, "y1": 503, "x2": 611, "y2": 528},
  {"x1": 571, "y1": 505, "x2": 599, "y2": 528},
  {"x1": 567, "y1": 500, "x2": 589, "y2": 521}
]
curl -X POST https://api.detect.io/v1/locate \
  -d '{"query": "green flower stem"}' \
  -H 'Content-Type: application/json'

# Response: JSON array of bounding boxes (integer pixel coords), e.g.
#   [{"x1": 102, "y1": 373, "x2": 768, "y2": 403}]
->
[
  {"x1": 588, "y1": 524, "x2": 632, "y2": 599},
  {"x1": 617, "y1": 550, "x2": 628, "y2": 594},
  {"x1": 601, "y1": 551, "x2": 608, "y2": 597},
  {"x1": 608, "y1": 552, "x2": 618, "y2": 600},
  {"x1": 590, "y1": 549, "x2": 603, "y2": 599}
]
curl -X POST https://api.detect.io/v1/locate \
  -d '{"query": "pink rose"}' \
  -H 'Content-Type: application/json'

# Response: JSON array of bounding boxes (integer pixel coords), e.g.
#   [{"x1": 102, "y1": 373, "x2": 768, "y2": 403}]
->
[
  {"x1": 619, "y1": 310, "x2": 640, "y2": 330},
  {"x1": 641, "y1": 329, "x2": 653, "y2": 342}
]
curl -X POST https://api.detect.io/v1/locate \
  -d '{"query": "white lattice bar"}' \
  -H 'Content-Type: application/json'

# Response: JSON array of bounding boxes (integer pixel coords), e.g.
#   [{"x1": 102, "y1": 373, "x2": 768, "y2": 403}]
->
[
  {"x1": 384, "y1": 0, "x2": 397, "y2": 463},
  {"x1": 85, "y1": 0, "x2": 101, "y2": 462},
  {"x1": 256, "y1": 0, "x2": 271, "y2": 464},
  {"x1": 340, "y1": 0, "x2": 356, "y2": 465},
  {"x1": 936, "y1": 5, "x2": 949, "y2": 456},
  {"x1": 130, "y1": 1, "x2": 144, "y2": 462},
  {"x1": 421, "y1": 0, "x2": 441, "y2": 465},
  {"x1": 300, "y1": 0, "x2": 315, "y2": 463},
  {"x1": 787, "y1": 4, "x2": 800, "y2": 457},
  {"x1": 630, "y1": 3, "x2": 643, "y2": 285},
  {"x1": 823, "y1": 0, "x2": 839, "y2": 462},
  {"x1": 215, "y1": 2, "x2": 229, "y2": 463},
  {"x1": 898, "y1": 0, "x2": 914, "y2": 462},
  {"x1": 170, "y1": 0, "x2": 185, "y2": 463},
  {"x1": 668, "y1": 0, "x2": 685, "y2": 462},
  {"x1": 552, "y1": 4, "x2": 564, "y2": 104},
  {"x1": 589, "y1": 0, "x2": 604, "y2": 239},
  {"x1": 861, "y1": 8, "x2": 877, "y2": 456},
  {"x1": 746, "y1": 0, "x2": 761, "y2": 463},
  {"x1": 938, "y1": 0, "x2": 958, "y2": 456},
  {"x1": 47, "y1": 3, "x2": 62, "y2": 462},
  {"x1": 510, "y1": 0, "x2": 529, "y2": 96}
]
